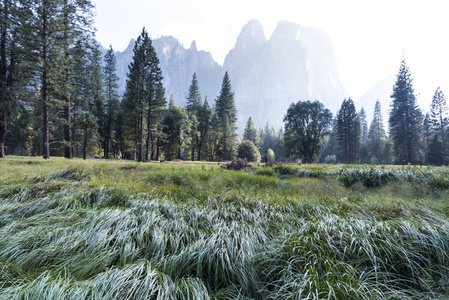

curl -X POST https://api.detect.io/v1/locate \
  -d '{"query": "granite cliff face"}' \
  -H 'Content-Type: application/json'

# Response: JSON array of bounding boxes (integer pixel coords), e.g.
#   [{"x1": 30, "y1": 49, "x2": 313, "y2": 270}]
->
[
  {"x1": 112, "y1": 20, "x2": 347, "y2": 131},
  {"x1": 114, "y1": 36, "x2": 223, "y2": 108},
  {"x1": 224, "y1": 20, "x2": 347, "y2": 130}
]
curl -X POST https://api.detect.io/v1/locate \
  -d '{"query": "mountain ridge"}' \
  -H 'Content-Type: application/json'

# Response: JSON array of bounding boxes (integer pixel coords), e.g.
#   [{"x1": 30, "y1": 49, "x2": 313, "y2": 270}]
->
[{"x1": 110, "y1": 20, "x2": 348, "y2": 131}]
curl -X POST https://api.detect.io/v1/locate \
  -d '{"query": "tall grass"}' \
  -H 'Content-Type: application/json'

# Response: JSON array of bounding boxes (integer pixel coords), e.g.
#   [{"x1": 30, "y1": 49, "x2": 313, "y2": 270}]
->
[{"x1": 1, "y1": 157, "x2": 449, "y2": 298}]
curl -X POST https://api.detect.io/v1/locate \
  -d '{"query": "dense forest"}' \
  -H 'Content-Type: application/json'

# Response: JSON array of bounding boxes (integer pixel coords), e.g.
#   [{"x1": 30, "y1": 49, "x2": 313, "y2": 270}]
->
[{"x1": 1, "y1": 0, "x2": 447, "y2": 165}]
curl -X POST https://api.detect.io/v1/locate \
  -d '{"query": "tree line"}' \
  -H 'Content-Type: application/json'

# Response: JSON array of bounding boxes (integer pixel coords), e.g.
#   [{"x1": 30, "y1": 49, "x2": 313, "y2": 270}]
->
[
  {"x1": 0, "y1": 1, "x2": 244, "y2": 162},
  {"x1": 1, "y1": 1, "x2": 447, "y2": 165},
  {"x1": 286, "y1": 59, "x2": 448, "y2": 166}
]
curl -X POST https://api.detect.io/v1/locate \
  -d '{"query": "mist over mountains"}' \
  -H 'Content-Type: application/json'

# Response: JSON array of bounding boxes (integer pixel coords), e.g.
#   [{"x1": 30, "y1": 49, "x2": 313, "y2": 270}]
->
[{"x1": 111, "y1": 20, "x2": 351, "y2": 131}]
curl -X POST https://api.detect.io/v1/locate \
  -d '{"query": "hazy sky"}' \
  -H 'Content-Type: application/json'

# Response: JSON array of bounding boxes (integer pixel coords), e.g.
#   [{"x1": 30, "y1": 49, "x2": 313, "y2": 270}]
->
[{"x1": 92, "y1": 0, "x2": 449, "y2": 109}]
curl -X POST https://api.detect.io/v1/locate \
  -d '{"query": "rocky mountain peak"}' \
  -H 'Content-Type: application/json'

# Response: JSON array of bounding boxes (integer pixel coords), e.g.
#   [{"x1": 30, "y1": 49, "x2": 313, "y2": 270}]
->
[
  {"x1": 189, "y1": 40, "x2": 197, "y2": 51},
  {"x1": 235, "y1": 19, "x2": 266, "y2": 48},
  {"x1": 270, "y1": 20, "x2": 301, "y2": 42}
]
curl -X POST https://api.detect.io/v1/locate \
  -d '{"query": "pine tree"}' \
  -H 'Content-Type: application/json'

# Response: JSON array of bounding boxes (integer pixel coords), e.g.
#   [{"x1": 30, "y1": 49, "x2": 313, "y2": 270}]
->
[
  {"x1": 358, "y1": 108, "x2": 369, "y2": 163},
  {"x1": 123, "y1": 32, "x2": 146, "y2": 161},
  {"x1": 89, "y1": 44, "x2": 106, "y2": 157},
  {"x1": 80, "y1": 42, "x2": 104, "y2": 160},
  {"x1": 123, "y1": 28, "x2": 165, "y2": 161},
  {"x1": 161, "y1": 99, "x2": 188, "y2": 160},
  {"x1": 145, "y1": 38, "x2": 164, "y2": 161},
  {"x1": 186, "y1": 72, "x2": 201, "y2": 112},
  {"x1": 243, "y1": 117, "x2": 259, "y2": 147},
  {"x1": 367, "y1": 100, "x2": 386, "y2": 161},
  {"x1": 185, "y1": 72, "x2": 201, "y2": 160},
  {"x1": 260, "y1": 123, "x2": 275, "y2": 162},
  {"x1": 337, "y1": 98, "x2": 360, "y2": 164},
  {"x1": 187, "y1": 95, "x2": 214, "y2": 161},
  {"x1": 0, "y1": 0, "x2": 25, "y2": 157},
  {"x1": 103, "y1": 46, "x2": 120, "y2": 159},
  {"x1": 430, "y1": 87, "x2": 447, "y2": 145},
  {"x1": 26, "y1": 0, "x2": 94, "y2": 159},
  {"x1": 427, "y1": 134, "x2": 444, "y2": 166},
  {"x1": 423, "y1": 113, "x2": 431, "y2": 164},
  {"x1": 215, "y1": 71, "x2": 237, "y2": 161},
  {"x1": 389, "y1": 59, "x2": 422, "y2": 165},
  {"x1": 359, "y1": 108, "x2": 368, "y2": 145},
  {"x1": 320, "y1": 117, "x2": 339, "y2": 163}
]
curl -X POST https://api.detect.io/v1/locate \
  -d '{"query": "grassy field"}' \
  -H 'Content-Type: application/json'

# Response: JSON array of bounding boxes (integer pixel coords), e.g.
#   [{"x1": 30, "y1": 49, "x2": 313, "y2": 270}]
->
[{"x1": 1, "y1": 157, "x2": 449, "y2": 299}]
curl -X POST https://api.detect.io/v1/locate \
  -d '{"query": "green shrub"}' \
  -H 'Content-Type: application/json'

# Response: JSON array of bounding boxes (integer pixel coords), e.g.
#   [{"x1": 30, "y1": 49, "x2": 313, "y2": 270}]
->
[
  {"x1": 238, "y1": 140, "x2": 261, "y2": 162},
  {"x1": 267, "y1": 149, "x2": 275, "y2": 162}
]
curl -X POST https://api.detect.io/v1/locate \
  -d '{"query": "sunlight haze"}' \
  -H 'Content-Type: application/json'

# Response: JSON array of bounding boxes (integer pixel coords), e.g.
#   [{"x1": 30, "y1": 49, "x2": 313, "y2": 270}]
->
[{"x1": 92, "y1": 0, "x2": 449, "y2": 109}]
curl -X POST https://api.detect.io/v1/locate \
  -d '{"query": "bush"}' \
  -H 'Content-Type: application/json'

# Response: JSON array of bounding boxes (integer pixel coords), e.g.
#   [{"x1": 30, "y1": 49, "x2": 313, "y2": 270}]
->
[
  {"x1": 324, "y1": 155, "x2": 336, "y2": 164},
  {"x1": 267, "y1": 149, "x2": 275, "y2": 162},
  {"x1": 238, "y1": 140, "x2": 261, "y2": 162}
]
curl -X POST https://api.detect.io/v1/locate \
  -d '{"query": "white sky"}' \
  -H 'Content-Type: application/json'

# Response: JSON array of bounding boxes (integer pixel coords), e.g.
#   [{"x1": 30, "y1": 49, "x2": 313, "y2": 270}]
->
[{"x1": 92, "y1": 0, "x2": 449, "y2": 110}]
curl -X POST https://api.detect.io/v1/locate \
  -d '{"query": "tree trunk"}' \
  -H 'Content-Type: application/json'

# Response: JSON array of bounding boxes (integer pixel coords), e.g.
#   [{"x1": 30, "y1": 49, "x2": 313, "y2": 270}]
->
[
  {"x1": 41, "y1": 1, "x2": 50, "y2": 159},
  {"x1": 62, "y1": 0, "x2": 72, "y2": 159},
  {"x1": 83, "y1": 127, "x2": 87, "y2": 160},
  {"x1": 42, "y1": 92, "x2": 50, "y2": 159},
  {"x1": 145, "y1": 86, "x2": 153, "y2": 162},
  {"x1": 64, "y1": 104, "x2": 72, "y2": 158},
  {"x1": 155, "y1": 136, "x2": 160, "y2": 161},
  {"x1": 138, "y1": 108, "x2": 143, "y2": 162},
  {"x1": 0, "y1": 1, "x2": 9, "y2": 158},
  {"x1": 104, "y1": 127, "x2": 110, "y2": 159},
  {"x1": 0, "y1": 111, "x2": 6, "y2": 158},
  {"x1": 197, "y1": 144, "x2": 201, "y2": 161}
]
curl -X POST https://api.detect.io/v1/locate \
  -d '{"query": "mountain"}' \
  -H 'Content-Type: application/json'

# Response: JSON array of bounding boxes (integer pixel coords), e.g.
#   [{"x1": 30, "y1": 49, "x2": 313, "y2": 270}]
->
[
  {"x1": 356, "y1": 74, "x2": 396, "y2": 124},
  {"x1": 114, "y1": 36, "x2": 223, "y2": 108},
  {"x1": 224, "y1": 20, "x2": 347, "y2": 130},
  {"x1": 112, "y1": 20, "x2": 347, "y2": 131}
]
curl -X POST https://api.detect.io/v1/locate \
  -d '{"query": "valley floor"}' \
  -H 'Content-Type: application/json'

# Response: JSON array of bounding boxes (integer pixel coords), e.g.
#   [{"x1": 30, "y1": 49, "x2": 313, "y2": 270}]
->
[{"x1": 1, "y1": 157, "x2": 449, "y2": 299}]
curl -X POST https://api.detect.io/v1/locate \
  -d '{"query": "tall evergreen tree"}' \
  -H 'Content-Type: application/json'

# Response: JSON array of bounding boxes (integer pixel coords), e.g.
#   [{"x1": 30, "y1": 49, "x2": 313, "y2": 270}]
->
[
  {"x1": 145, "y1": 39, "x2": 164, "y2": 161},
  {"x1": 359, "y1": 108, "x2": 368, "y2": 145},
  {"x1": 389, "y1": 59, "x2": 422, "y2": 165},
  {"x1": 358, "y1": 107, "x2": 369, "y2": 162},
  {"x1": 243, "y1": 117, "x2": 259, "y2": 147},
  {"x1": 89, "y1": 44, "x2": 106, "y2": 156},
  {"x1": 122, "y1": 28, "x2": 164, "y2": 161},
  {"x1": 427, "y1": 134, "x2": 444, "y2": 166},
  {"x1": 186, "y1": 72, "x2": 201, "y2": 160},
  {"x1": 320, "y1": 117, "x2": 340, "y2": 163},
  {"x1": 186, "y1": 72, "x2": 201, "y2": 112},
  {"x1": 26, "y1": 0, "x2": 94, "y2": 159},
  {"x1": 215, "y1": 71, "x2": 237, "y2": 161},
  {"x1": 103, "y1": 46, "x2": 119, "y2": 159},
  {"x1": 430, "y1": 87, "x2": 447, "y2": 145},
  {"x1": 337, "y1": 98, "x2": 360, "y2": 163},
  {"x1": 161, "y1": 98, "x2": 188, "y2": 160},
  {"x1": 0, "y1": 0, "x2": 26, "y2": 157},
  {"x1": 78, "y1": 41, "x2": 104, "y2": 160},
  {"x1": 367, "y1": 100, "x2": 386, "y2": 161},
  {"x1": 196, "y1": 97, "x2": 213, "y2": 160},
  {"x1": 423, "y1": 113, "x2": 432, "y2": 164}
]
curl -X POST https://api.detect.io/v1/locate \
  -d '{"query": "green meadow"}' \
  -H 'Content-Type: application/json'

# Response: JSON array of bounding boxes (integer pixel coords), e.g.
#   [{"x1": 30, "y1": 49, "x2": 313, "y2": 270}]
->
[{"x1": 1, "y1": 157, "x2": 449, "y2": 299}]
